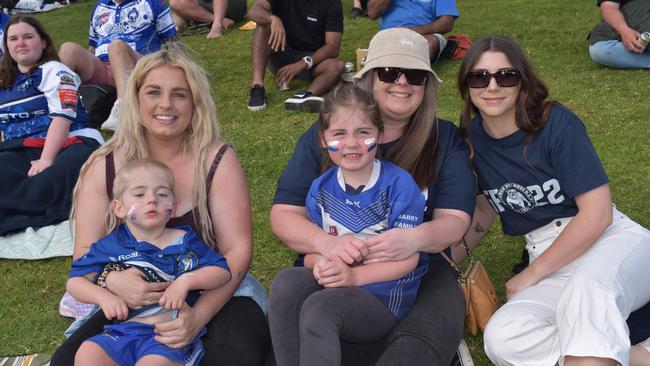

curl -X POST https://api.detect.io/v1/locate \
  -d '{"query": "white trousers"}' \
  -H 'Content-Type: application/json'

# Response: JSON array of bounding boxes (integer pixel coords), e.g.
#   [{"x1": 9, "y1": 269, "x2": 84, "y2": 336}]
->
[{"x1": 484, "y1": 208, "x2": 650, "y2": 366}]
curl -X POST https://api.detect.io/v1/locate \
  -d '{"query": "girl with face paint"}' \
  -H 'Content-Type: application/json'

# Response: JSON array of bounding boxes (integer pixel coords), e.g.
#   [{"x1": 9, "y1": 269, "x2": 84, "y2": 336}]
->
[
  {"x1": 268, "y1": 85, "x2": 429, "y2": 366},
  {"x1": 67, "y1": 159, "x2": 231, "y2": 366}
]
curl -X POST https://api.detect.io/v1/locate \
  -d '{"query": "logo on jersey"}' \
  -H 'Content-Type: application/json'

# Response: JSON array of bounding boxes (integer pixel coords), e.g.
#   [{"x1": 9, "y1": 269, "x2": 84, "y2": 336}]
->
[
  {"x1": 57, "y1": 70, "x2": 76, "y2": 86},
  {"x1": 327, "y1": 226, "x2": 338, "y2": 236},
  {"x1": 497, "y1": 183, "x2": 536, "y2": 213},
  {"x1": 16, "y1": 78, "x2": 33, "y2": 92},
  {"x1": 177, "y1": 251, "x2": 199, "y2": 273},
  {"x1": 127, "y1": 8, "x2": 139, "y2": 22},
  {"x1": 485, "y1": 179, "x2": 566, "y2": 214}
]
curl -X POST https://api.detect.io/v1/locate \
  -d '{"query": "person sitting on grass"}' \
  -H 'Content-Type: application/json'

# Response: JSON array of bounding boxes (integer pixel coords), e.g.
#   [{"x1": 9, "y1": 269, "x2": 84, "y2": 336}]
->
[
  {"x1": 168, "y1": 0, "x2": 247, "y2": 39},
  {"x1": 246, "y1": 0, "x2": 344, "y2": 113},
  {"x1": 455, "y1": 35, "x2": 650, "y2": 366},
  {"x1": 269, "y1": 84, "x2": 428, "y2": 365},
  {"x1": 58, "y1": 0, "x2": 177, "y2": 131},
  {"x1": 68, "y1": 159, "x2": 231, "y2": 366}
]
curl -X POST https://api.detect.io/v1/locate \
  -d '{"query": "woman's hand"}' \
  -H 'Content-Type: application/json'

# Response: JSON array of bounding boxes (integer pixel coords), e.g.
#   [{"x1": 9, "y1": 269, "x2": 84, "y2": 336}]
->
[
  {"x1": 363, "y1": 228, "x2": 417, "y2": 264},
  {"x1": 505, "y1": 267, "x2": 542, "y2": 300},
  {"x1": 154, "y1": 303, "x2": 203, "y2": 349},
  {"x1": 325, "y1": 234, "x2": 367, "y2": 265},
  {"x1": 106, "y1": 268, "x2": 170, "y2": 309},
  {"x1": 28, "y1": 159, "x2": 53, "y2": 177}
]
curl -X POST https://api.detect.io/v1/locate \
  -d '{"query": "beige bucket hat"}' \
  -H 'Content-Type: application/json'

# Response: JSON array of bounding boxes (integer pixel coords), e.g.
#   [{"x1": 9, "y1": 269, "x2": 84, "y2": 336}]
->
[{"x1": 354, "y1": 28, "x2": 442, "y2": 83}]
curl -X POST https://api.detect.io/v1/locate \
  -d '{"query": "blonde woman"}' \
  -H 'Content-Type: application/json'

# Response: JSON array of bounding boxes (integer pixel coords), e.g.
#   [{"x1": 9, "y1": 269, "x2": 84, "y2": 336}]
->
[{"x1": 51, "y1": 48, "x2": 270, "y2": 366}]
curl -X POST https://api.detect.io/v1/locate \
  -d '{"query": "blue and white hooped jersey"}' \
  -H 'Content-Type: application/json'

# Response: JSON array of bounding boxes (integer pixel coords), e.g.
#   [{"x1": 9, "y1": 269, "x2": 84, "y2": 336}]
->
[
  {"x1": 307, "y1": 159, "x2": 428, "y2": 320},
  {"x1": 89, "y1": 0, "x2": 176, "y2": 62},
  {"x1": 467, "y1": 105, "x2": 609, "y2": 236},
  {"x1": 0, "y1": 12, "x2": 9, "y2": 61},
  {"x1": 0, "y1": 61, "x2": 91, "y2": 141}
]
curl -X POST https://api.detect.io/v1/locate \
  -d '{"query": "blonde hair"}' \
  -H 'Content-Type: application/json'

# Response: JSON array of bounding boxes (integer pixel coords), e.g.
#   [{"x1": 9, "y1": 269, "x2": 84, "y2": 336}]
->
[
  {"x1": 355, "y1": 71, "x2": 439, "y2": 188},
  {"x1": 73, "y1": 46, "x2": 222, "y2": 247},
  {"x1": 106, "y1": 159, "x2": 175, "y2": 232}
]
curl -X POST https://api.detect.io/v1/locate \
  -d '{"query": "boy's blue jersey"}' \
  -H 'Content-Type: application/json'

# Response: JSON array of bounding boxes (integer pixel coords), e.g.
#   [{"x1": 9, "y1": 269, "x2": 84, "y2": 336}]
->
[
  {"x1": 307, "y1": 159, "x2": 428, "y2": 320},
  {"x1": 0, "y1": 61, "x2": 91, "y2": 141},
  {"x1": 70, "y1": 224, "x2": 229, "y2": 281}
]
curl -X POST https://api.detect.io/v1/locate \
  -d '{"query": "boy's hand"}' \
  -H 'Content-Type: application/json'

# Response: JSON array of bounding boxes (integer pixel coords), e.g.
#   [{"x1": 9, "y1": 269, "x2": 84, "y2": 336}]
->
[
  {"x1": 28, "y1": 159, "x2": 53, "y2": 177},
  {"x1": 314, "y1": 259, "x2": 356, "y2": 288},
  {"x1": 99, "y1": 292, "x2": 129, "y2": 320},
  {"x1": 160, "y1": 277, "x2": 190, "y2": 310}
]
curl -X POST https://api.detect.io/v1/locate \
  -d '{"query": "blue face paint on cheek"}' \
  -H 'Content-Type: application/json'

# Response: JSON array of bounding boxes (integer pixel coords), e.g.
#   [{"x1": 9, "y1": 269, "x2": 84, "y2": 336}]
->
[
  {"x1": 127, "y1": 203, "x2": 138, "y2": 222},
  {"x1": 165, "y1": 202, "x2": 173, "y2": 216},
  {"x1": 364, "y1": 137, "x2": 377, "y2": 152},
  {"x1": 327, "y1": 140, "x2": 340, "y2": 152}
]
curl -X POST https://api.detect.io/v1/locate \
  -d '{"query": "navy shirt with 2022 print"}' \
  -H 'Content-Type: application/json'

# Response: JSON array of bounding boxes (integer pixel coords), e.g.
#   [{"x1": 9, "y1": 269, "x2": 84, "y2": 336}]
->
[
  {"x1": 467, "y1": 105, "x2": 609, "y2": 236},
  {"x1": 273, "y1": 119, "x2": 476, "y2": 260}
]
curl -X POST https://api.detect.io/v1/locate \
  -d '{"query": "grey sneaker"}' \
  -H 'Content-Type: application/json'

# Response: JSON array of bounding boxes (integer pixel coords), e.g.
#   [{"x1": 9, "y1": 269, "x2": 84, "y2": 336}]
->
[
  {"x1": 247, "y1": 84, "x2": 267, "y2": 111},
  {"x1": 101, "y1": 99, "x2": 120, "y2": 131},
  {"x1": 284, "y1": 91, "x2": 323, "y2": 113}
]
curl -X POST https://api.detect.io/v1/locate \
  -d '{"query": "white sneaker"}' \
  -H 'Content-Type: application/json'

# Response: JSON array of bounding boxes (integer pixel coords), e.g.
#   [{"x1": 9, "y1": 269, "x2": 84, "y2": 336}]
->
[
  {"x1": 101, "y1": 99, "x2": 121, "y2": 131},
  {"x1": 456, "y1": 339, "x2": 474, "y2": 366}
]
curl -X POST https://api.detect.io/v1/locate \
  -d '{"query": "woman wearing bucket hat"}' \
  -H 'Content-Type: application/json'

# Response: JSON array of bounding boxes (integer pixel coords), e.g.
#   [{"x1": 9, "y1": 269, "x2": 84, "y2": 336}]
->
[{"x1": 268, "y1": 28, "x2": 475, "y2": 365}]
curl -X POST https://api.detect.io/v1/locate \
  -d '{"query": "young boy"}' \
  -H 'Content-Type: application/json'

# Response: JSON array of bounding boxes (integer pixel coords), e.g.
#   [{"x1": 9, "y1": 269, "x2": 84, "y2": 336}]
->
[{"x1": 67, "y1": 159, "x2": 231, "y2": 366}]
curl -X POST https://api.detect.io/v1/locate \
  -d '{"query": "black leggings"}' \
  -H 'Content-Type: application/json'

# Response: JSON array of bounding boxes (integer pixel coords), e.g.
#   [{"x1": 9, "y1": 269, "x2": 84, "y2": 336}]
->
[
  {"x1": 269, "y1": 268, "x2": 397, "y2": 366},
  {"x1": 50, "y1": 297, "x2": 271, "y2": 366},
  {"x1": 267, "y1": 259, "x2": 466, "y2": 366}
]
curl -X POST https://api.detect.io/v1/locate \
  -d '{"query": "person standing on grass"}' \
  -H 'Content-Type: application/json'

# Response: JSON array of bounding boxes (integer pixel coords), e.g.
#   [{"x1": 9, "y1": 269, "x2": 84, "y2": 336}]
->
[
  {"x1": 367, "y1": 0, "x2": 458, "y2": 62},
  {"x1": 246, "y1": 0, "x2": 344, "y2": 113},
  {"x1": 270, "y1": 28, "x2": 475, "y2": 365},
  {"x1": 50, "y1": 47, "x2": 270, "y2": 366},
  {"x1": 0, "y1": 15, "x2": 101, "y2": 235},
  {"x1": 69, "y1": 159, "x2": 231, "y2": 366},
  {"x1": 588, "y1": 0, "x2": 650, "y2": 69},
  {"x1": 269, "y1": 85, "x2": 428, "y2": 366},
  {"x1": 57, "y1": 0, "x2": 177, "y2": 131},
  {"x1": 455, "y1": 35, "x2": 650, "y2": 366}
]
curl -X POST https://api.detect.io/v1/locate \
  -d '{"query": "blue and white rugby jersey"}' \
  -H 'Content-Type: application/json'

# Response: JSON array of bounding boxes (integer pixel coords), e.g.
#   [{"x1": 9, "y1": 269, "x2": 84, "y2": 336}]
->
[
  {"x1": 0, "y1": 61, "x2": 91, "y2": 141},
  {"x1": 0, "y1": 13, "x2": 9, "y2": 61},
  {"x1": 307, "y1": 159, "x2": 428, "y2": 320},
  {"x1": 88, "y1": 0, "x2": 176, "y2": 62}
]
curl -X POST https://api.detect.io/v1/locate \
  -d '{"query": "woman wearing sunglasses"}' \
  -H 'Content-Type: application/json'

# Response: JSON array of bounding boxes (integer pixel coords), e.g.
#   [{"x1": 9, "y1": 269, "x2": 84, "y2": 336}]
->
[
  {"x1": 457, "y1": 35, "x2": 650, "y2": 366},
  {"x1": 268, "y1": 28, "x2": 475, "y2": 365}
]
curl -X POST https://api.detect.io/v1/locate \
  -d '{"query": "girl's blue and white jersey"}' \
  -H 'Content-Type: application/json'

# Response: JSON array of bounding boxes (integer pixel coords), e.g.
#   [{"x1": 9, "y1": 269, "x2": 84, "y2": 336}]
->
[
  {"x1": 307, "y1": 159, "x2": 428, "y2": 320},
  {"x1": 0, "y1": 61, "x2": 91, "y2": 141}
]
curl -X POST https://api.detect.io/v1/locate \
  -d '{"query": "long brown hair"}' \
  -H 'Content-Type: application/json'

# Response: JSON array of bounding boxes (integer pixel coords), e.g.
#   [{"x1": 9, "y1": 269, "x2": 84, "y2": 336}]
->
[
  {"x1": 317, "y1": 84, "x2": 383, "y2": 172},
  {"x1": 355, "y1": 71, "x2": 439, "y2": 189},
  {"x1": 0, "y1": 15, "x2": 59, "y2": 87},
  {"x1": 457, "y1": 35, "x2": 556, "y2": 151}
]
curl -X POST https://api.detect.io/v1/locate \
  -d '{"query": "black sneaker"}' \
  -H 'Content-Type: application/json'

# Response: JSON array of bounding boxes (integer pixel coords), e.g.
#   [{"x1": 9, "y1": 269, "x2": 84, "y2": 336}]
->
[
  {"x1": 284, "y1": 91, "x2": 323, "y2": 113},
  {"x1": 247, "y1": 84, "x2": 267, "y2": 111},
  {"x1": 347, "y1": 7, "x2": 365, "y2": 19}
]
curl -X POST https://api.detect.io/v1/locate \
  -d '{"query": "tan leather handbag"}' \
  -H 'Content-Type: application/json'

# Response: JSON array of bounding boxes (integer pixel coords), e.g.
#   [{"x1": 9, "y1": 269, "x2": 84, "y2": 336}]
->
[{"x1": 442, "y1": 247, "x2": 500, "y2": 336}]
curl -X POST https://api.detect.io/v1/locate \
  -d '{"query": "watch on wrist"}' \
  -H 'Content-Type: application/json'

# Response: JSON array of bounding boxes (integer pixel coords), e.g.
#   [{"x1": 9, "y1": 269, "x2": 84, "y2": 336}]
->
[{"x1": 302, "y1": 56, "x2": 314, "y2": 70}]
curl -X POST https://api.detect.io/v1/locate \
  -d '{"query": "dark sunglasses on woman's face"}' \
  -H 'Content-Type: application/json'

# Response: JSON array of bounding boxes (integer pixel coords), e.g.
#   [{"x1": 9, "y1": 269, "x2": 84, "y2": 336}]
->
[
  {"x1": 375, "y1": 67, "x2": 429, "y2": 86},
  {"x1": 467, "y1": 68, "x2": 521, "y2": 88}
]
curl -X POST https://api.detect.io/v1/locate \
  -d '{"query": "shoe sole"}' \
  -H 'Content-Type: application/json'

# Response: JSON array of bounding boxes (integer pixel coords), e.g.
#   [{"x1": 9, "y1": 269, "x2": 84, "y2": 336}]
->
[
  {"x1": 284, "y1": 98, "x2": 323, "y2": 113},
  {"x1": 247, "y1": 103, "x2": 267, "y2": 111}
]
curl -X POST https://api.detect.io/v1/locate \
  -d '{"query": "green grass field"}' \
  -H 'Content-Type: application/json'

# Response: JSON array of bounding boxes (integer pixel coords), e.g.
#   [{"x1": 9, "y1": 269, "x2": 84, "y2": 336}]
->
[{"x1": 0, "y1": 0, "x2": 648, "y2": 364}]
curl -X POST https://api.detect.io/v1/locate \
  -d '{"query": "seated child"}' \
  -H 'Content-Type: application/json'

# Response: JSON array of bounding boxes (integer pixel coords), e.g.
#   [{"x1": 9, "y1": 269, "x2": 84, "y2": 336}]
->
[
  {"x1": 301, "y1": 85, "x2": 429, "y2": 364},
  {"x1": 67, "y1": 159, "x2": 231, "y2": 366}
]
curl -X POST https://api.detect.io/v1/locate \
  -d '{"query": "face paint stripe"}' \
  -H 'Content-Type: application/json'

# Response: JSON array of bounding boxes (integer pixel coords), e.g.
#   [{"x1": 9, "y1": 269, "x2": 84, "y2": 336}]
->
[
  {"x1": 327, "y1": 140, "x2": 340, "y2": 152},
  {"x1": 364, "y1": 138, "x2": 377, "y2": 152},
  {"x1": 128, "y1": 203, "x2": 138, "y2": 221}
]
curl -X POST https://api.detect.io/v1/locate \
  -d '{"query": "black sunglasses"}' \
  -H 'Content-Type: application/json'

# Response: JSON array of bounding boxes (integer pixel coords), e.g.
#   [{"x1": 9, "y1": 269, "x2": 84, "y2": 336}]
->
[
  {"x1": 375, "y1": 67, "x2": 429, "y2": 86},
  {"x1": 467, "y1": 68, "x2": 521, "y2": 88}
]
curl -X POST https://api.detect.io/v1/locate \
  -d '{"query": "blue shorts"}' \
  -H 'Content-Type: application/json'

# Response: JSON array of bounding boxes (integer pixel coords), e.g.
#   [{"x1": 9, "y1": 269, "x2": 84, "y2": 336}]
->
[{"x1": 88, "y1": 322, "x2": 205, "y2": 365}]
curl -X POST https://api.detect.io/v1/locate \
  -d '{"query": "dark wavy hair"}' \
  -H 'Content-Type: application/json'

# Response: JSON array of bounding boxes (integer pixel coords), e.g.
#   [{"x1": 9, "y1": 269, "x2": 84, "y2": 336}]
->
[
  {"x1": 457, "y1": 35, "x2": 556, "y2": 155},
  {"x1": 0, "y1": 15, "x2": 60, "y2": 88}
]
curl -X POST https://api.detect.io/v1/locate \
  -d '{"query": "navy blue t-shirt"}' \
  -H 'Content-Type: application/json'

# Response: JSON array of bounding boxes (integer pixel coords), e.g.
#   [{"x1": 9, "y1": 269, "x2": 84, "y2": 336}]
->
[{"x1": 467, "y1": 105, "x2": 609, "y2": 236}]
